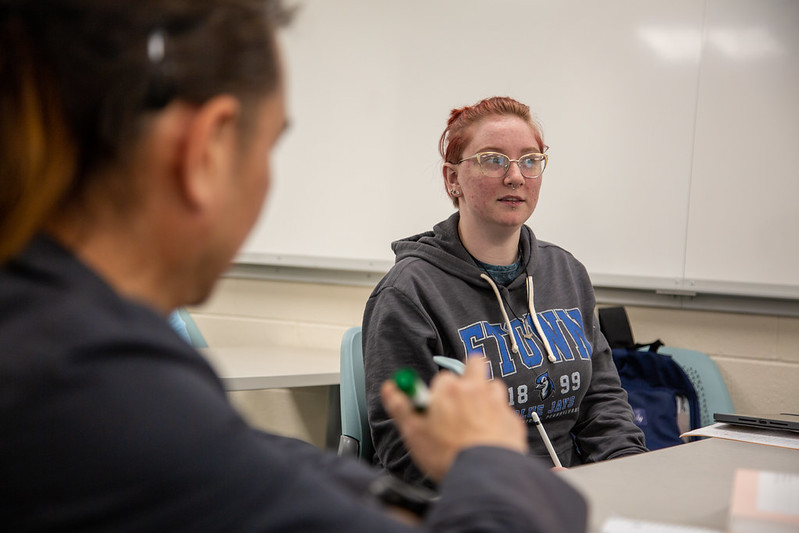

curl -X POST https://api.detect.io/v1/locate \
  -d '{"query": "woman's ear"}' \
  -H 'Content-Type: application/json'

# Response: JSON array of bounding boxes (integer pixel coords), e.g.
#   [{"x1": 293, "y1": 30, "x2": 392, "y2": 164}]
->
[
  {"x1": 179, "y1": 95, "x2": 241, "y2": 210},
  {"x1": 443, "y1": 162, "x2": 459, "y2": 188}
]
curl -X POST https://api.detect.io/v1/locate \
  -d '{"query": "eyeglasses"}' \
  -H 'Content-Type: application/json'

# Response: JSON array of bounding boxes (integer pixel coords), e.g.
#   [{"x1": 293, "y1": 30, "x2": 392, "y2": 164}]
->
[{"x1": 458, "y1": 151, "x2": 548, "y2": 179}]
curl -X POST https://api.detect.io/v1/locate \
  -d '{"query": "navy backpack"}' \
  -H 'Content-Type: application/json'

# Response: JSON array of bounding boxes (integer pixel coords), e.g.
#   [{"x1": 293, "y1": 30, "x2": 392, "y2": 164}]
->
[{"x1": 599, "y1": 307, "x2": 700, "y2": 450}]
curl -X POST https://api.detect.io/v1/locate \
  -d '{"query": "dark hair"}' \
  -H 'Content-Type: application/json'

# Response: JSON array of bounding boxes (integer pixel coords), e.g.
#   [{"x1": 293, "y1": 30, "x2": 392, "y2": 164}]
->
[
  {"x1": 439, "y1": 96, "x2": 545, "y2": 207},
  {"x1": 0, "y1": 0, "x2": 289, "y2": 262}
]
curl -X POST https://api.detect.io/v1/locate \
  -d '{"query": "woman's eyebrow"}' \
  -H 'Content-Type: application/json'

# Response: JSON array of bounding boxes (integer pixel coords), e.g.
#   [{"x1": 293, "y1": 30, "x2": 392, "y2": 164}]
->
[{"x1": 473, "y1": 146, "x2": 542, "y2": 154}]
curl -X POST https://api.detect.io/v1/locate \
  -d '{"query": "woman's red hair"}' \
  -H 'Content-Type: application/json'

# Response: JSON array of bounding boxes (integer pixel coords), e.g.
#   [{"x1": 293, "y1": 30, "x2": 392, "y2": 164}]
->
[{"x1": 438, "y1": 96, "x2": 544, "y2": 165}]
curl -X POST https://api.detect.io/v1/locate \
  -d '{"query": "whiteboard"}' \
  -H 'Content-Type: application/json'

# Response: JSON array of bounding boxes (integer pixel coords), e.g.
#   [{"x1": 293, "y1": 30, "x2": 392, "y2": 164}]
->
[
  {"x1": 684, "y1": 0, "x2": 799, "y2": 298},
  {"x1": 239, "y1": 0, "x2": 799, "y2": 300}
]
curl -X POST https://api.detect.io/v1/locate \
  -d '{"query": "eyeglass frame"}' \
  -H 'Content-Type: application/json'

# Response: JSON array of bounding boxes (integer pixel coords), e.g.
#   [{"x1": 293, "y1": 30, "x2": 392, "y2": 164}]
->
[{"x1": 457, "y1": 151, "x2": 549, "y2": 179}]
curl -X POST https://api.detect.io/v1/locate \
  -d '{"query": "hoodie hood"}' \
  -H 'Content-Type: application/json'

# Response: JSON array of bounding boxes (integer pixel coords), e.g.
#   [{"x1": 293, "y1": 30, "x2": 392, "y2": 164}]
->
[
  {"x1": 391, "y1": 212, "x2": 539, "y2": 289},
  {"x1": 392, "y1": 212, "x2": 556, "y2": 362}
]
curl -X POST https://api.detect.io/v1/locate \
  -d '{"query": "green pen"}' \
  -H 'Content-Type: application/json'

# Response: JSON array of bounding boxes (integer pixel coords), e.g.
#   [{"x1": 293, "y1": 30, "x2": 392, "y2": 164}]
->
[{"x1": 393, "y1": 368, "x2": 430, "y2": 412}]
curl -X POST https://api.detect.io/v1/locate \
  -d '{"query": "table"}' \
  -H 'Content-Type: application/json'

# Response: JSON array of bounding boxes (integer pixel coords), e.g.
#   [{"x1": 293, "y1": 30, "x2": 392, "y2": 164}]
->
[
  {"x1": 559, "y1": 437, "x2": 799, "y2": 531},
  {"x1": 200, "y1": 346, "x2": 340, "y2": 391},
  {"x1": 201, "y1": 346, "x2": 343, "y2": 449}
]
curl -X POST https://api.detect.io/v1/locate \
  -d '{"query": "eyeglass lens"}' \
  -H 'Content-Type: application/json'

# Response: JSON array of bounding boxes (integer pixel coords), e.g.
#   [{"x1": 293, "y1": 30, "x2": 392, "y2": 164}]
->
[{"x1": 479, "y1": 153, "x2": 545, "y2": 178}]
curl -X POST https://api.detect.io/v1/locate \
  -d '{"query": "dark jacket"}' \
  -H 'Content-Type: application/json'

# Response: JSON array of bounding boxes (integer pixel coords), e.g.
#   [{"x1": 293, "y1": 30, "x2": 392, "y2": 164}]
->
[{"x1": 0, "y1": 235, "x2": 586, "y2": 533}]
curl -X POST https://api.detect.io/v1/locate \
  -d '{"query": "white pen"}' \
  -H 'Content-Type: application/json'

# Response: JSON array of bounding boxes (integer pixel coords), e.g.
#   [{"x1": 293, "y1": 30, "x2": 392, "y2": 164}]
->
[{"x1": 531, "y1": 412, "x2": 562, "y2": 468}]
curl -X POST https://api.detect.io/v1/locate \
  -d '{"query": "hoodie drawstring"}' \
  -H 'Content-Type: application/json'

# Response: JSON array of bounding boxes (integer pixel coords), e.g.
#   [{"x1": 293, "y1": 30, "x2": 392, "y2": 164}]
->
[
  {"x1": 480, "y1": 273, "x2": 557, "y2": 363},
  {"x1": 526, "y1": 276, "x2": 557, "y2": 363},
  {"x1": 480, "y1": 273, "x2": 520, "y2": 354}
]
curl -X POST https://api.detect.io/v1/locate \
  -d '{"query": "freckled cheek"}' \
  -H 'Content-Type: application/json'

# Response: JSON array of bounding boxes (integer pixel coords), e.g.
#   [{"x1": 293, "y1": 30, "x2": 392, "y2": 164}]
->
[
  {"x1": 528, "y1": 195, "x2": 540, "y2": 213},
  {"x1": 467, "y1": 181, "x2": 496, "y2": 205},
  {"x1": 528, "y1": 182, "x2": 542, "y2": 209}
]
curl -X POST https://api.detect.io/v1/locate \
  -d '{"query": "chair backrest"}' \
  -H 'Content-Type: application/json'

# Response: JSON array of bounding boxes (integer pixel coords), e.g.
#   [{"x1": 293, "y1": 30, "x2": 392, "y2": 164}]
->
[
  {"x1": 658, "y1": 346, "x2": 734, "y2": 428},
  {"x1": 176, "y1": 308, "x2": 208, "y2": 349},
  {"x1": 337, "y1": 326, "x2": 374, "y2": 460}
]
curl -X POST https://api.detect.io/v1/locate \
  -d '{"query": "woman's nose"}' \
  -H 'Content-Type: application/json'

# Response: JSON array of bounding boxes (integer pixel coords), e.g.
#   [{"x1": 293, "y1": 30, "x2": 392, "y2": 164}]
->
[{"x1": 504, "y1": 162, "x2": 525, "y2": 187}]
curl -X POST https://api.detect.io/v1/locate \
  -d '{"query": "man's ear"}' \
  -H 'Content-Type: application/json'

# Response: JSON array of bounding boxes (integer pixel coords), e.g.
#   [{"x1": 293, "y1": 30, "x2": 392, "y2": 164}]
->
[{"x1": 179, "y1": 95, "x2": 241, "y2": 210}]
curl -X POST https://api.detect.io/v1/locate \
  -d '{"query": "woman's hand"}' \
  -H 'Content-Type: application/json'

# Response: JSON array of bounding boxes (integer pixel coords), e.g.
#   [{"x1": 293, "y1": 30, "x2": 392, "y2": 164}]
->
[{"x1": 381, "y1": 357, "x2": 528, "y2": 482}]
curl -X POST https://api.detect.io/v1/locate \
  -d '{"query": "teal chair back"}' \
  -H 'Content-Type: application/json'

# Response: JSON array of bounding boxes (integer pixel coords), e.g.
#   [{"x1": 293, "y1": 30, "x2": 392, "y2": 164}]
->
[
  {"x1": 176, "y1": 308, "x2": 208, "y2": 349},
  {"x1": 658, "y1": 346, "x2": 734, "y2": 428},
  {"x1": 337, "y1": 326, "x2": 374, "y2": 460}
]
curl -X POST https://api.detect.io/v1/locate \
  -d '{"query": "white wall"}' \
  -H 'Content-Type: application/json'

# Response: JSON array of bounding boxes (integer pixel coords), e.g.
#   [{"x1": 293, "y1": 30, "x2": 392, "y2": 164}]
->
[
  {"x1": 190, "y1": 277, "x2": 799, "y2": 448},
  {"x1": 240, "y1": 0, "x2": 799, "y2": 300}
]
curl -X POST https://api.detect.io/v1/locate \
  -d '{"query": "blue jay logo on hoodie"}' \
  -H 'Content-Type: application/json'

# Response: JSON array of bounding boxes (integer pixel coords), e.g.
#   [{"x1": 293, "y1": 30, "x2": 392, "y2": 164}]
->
[{"x1": 535, "y1": 372, "x2": 554, "y2": 400}]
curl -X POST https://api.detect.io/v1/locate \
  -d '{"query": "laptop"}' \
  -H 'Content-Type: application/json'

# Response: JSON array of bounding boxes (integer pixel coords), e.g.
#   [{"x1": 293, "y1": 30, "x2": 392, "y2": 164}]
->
[{"x1": 713, "y1": 412, "x2": 799, "y2": 433}]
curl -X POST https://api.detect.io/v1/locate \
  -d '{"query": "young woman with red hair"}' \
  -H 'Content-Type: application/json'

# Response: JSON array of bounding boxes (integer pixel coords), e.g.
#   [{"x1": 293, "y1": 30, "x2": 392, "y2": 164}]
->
[{"x1": 363, "y1": 96, "x2": 647, "y2": 488}]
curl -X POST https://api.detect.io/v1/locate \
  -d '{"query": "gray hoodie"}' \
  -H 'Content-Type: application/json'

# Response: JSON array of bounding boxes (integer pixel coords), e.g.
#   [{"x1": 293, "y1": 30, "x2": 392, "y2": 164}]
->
[{"x1": 363, "y1": 212, "x2": 647, "y2": 486}]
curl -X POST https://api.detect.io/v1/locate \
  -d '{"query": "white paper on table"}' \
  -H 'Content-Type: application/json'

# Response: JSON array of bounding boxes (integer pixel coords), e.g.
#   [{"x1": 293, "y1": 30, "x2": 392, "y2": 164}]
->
[
  {"x1": 680, "y1": 423, "x2": 799, "y2": 450},
  {"x1": 599, "y1": 516, "x2": 721, "y2": 533},
  {"x1": 729, "y1": 469, "x2": 799, "y2": 532},
  {"x1": 754, "y1": 470, "x2": 799, "y2": 516}
]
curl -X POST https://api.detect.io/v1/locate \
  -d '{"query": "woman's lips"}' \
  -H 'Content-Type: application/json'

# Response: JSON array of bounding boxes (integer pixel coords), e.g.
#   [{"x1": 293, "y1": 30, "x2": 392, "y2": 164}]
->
[{"x1": 499, "y1": 195, "x2": 524, "y2": 206}]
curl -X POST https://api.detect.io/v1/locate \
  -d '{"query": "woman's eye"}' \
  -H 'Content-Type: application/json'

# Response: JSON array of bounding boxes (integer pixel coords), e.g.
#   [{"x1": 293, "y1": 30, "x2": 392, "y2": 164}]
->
[{"x1": 482, "y1": 155, "x2": 505, "y2": 166}]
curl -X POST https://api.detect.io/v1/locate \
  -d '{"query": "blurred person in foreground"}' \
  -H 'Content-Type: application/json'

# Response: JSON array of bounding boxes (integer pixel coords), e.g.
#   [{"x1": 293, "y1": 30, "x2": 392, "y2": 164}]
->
[{"x1": 0, "y1": 1, "x2": 586, "y2": 531}]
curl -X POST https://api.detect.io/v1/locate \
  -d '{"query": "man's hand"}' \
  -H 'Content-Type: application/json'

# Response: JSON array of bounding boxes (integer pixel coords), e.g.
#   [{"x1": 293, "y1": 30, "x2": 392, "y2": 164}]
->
[{"x1": 381, "y1": 357, "x2": 528, "y2": 482}]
